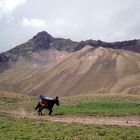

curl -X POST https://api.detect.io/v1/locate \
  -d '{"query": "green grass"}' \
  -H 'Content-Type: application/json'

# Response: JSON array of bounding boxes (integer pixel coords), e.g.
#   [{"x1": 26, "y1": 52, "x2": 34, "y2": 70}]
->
[
  {"x1": 0, "y1": 92, "x2": 140, "y2": 117},
  {"x1": 54, "y1": 101, "x2": 140, "y2": 116},
  {"x1": 0, "y1": 92, "x2": 140, "y2": 139},
  {"x1": 0, "y1": 115, "x2": 140, "y2": 140},
  {"x1": 61, "y1": 93, "x2": 140, "y2": 104}
]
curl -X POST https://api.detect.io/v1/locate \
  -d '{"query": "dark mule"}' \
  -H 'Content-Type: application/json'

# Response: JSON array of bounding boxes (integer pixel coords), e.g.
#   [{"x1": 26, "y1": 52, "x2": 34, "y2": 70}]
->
[{"x1": 35, "y1": 96, "x2": 59, "y2": 115}]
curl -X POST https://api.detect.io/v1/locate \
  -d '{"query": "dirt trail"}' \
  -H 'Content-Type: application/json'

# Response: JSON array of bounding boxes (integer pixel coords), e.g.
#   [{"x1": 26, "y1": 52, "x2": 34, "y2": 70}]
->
[
  {"x1": 1, "y1": 110, "x2": 140, "y2": 127},
  {"x1": 48, "y1": 116, "x2": 140, "y2": 127}
]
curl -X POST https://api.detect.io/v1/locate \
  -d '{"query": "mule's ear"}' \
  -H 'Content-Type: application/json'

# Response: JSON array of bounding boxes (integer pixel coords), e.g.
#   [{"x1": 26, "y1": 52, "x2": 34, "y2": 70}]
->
[{"x1": 56, "y1": 96, "x2": 58, "y2": 100}]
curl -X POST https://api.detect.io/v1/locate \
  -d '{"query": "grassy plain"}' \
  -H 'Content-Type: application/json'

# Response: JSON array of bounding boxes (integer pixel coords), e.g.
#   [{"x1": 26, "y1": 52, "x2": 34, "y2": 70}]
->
[
  {"x1": 54, "y1": 101, "x2": 140, "y2": 116},
  {"x1": 0, "y1": 115, "x2": 140, "y2": 140},
  {"x1": 0, "y1": 91, "x2": 140, "y2": 116},
  {"x1": 0, "y1": 91, "x2": 140, "y2": 139}
]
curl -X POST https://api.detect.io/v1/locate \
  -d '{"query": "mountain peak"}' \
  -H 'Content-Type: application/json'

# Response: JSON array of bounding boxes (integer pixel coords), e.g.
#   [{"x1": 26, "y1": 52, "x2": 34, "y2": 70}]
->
[
  {"x1": 32, "y1": 31, "x2": 54, "y2": 50},
  {"x1": 34, "y1": 31, "x2": 53, "y2": 38},
  {"x1": 33, "y1": 31, "x2": 54, "y2": 41}
]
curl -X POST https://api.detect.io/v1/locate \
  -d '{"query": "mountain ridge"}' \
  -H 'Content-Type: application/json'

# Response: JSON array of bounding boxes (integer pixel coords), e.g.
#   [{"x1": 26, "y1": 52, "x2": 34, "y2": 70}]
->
[{"x1": 0, "y1": 31, "x2": 140, "y2": 66}]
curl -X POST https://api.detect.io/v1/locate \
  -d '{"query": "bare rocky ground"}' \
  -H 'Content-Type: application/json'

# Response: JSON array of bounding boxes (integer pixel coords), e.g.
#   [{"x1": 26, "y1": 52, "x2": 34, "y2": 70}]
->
[{"x1": 1, "y1": 110, "x2": 140, "y2": 127}]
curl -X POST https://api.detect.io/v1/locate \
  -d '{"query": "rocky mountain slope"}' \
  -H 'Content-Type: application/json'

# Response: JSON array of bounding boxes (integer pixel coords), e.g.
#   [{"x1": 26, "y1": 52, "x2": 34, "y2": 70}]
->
[
  {"x1": 0, "y1": 31, "x2": 140, "y2": 96},
  {"x1": 0, "y1": 31, "x2": 79, "y2": 72}
]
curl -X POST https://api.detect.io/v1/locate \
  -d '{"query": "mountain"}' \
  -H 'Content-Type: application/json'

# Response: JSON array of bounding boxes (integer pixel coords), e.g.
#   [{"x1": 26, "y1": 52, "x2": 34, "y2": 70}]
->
[
  {"x1": 75, "y1": 39, "x2": 140, "y2": 53},
  {"x1": 1, "y1": 31, "x2": 140, "y2": 72},
  {"x1": 0, "y1": 31, "x2": 140, "y2": 96},
  {"x1": 27, "y1": 46, "x2": 140, "y2": 96},
  {"x1": 0, "y1": 46, "x2": 140, "y2": 96},
  {"x1": 0, "y1": 31, "x2": 79, "y2": 72}
]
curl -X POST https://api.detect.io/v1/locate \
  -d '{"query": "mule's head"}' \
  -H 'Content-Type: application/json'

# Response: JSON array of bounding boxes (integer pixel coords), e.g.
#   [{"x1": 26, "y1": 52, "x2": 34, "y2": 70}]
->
[{"x1": 55, "y1": 96, "x2": 60, "y2": 106}]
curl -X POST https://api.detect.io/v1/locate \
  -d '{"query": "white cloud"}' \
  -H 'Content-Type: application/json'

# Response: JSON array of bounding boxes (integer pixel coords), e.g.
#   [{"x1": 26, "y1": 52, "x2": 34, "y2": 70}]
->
[
  {"x1": 21, "y1": 17, "x2": 46, "y2": 28},
  {"x1": 0, "y1": 0, "x2": 27, "y2": 17},
  {"x1": 1, "y1": 0, "x2": 140, "y2": 52}
]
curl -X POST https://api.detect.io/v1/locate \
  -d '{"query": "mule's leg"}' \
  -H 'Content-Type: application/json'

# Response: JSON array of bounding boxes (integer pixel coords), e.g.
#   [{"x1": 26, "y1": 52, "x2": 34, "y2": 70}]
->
[
  {"x1": 38, "y1": 106, "x2": 43, "y2": 115},
  {"x1": 38, "y1": 110, "x2": 41, "y2": 115},
  {"x1": 49, "y1": 109, "x2": 52, "y2": 115},
  {"x1": 39, "y1": 109, "x2": 42, "y2": 116},
  {"x1": 38, "y1": 106, "x2": 41, "y2": 115},
  {"x1": 40, "y1": 107, "x2": 43, "y2": 116},
  {"x1": 35, "y1": 102, "x2": 40, "y2": 110},
  {"x1": 38, "y1": 106, "x2": 46, "y2": 116}
]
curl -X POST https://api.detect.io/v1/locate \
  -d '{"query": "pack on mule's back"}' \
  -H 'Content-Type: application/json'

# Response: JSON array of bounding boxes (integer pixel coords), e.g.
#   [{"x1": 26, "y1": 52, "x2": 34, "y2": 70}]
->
[{"x1": 40, "y1": 95, "x2": 53, "y2": 100}]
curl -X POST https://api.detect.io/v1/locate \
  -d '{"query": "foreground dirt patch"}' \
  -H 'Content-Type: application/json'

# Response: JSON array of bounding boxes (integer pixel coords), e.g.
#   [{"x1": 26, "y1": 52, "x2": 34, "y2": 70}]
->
[
  {"x1": 0, "y1": 110, "x2": 140, "y2": 127},
  {"x1": 48, "y1": 116, "x2": 140, "y2": 127}
]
